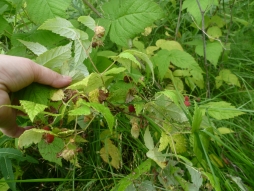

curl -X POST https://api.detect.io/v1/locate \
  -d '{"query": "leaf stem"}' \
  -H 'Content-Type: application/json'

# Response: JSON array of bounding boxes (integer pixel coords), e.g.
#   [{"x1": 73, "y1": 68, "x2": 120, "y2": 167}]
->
[{"x1": 82, "y1": 0, "x2": 102, "y2": 18}]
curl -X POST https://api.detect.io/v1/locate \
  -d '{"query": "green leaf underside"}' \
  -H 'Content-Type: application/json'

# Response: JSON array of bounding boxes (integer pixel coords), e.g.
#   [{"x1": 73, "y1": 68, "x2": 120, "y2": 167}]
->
[
  {"x1": 36, "y1": 42, "x2": 72, "y2": 68},
  {"x1": 18, "y1": 40, "x2": 47, "y2": 56},
  {"x1": 26, "y1": 0, "x2": 71, "y2": 25},
  {"x1": 144, "y1": 127, "x2": 154, "y2": 150},
  {"x1": 38, "y1": 137, "x2": 64, "y2": 166},
  {"x1": 103, "y1": 0, "x2": 164, "y2": 47}
]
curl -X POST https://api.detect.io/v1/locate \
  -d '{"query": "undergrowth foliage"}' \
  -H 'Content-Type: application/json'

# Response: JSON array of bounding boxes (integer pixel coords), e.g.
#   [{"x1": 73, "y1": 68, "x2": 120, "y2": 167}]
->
[{"x1": 0, "y1": 0, "x2": 253, "y2": 190}]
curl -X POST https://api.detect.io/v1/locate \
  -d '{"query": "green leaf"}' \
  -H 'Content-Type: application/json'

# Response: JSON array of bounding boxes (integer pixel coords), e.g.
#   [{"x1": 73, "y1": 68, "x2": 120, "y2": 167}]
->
[
  {"x1": 182, "y1": 0, "x2": 218, "y2": 24},
  {"x1": 15, "y1": 83, "x2": 51, "y2": 105},
  {"x1": 38, "y1": 137, "x2": 64, "y2": 166},
  {"x1": 20, "y1": 100, "x2": 48, "y2": 122},
  {"x1": 144, "y1": 127, "x2": 154, "y2": 150},
  {"x1": 192, "y1": 103, "x2": 202, "y2": 133},
  {"x1": 166, "y1": 103, "x2": 188, "y2": 123},
  {"x1": 153, "y1": 49, "x2": 202, "y2": 80},
  {"x1": 200, "y1": 101, "x2": 244, "y2": 120},
  {"x1": 18, "y1": 129, "x2": 54, "y2": 148},
  {"x1": 38, "y1": 17, "x2": 79, "y2": 40},
  {"x1": 78, "y1": 16, "x2": 96, "y2": 31},
  {"x1": 103, "y1": 67, "x2": 126, "y2": 76},
  {"x1": 26, "y1": 0, "x2": 71, "y2": 25},
  {"x1": 0, "y1": 178, "x2": 9, "y2": 191},
  {"x1": 195, "y1": 41, "x2": 223, "y2": 67},
  {"x1": 83, "y1": 102, "x2": 114, "y2": 132},
  {"x1": 0, "y1": 16, "x2": 12, "y2": 38},
  {"x1": 36, "y1": 43, "x2": 72, "y2": 68},
  {"x1": 185, "y1": 165, "x2": 203, "y2": 191},
  {"x1": 102, "y1": 0, "x2": 164, "y2": 47},
  {"x1": 111, "y1": 159, "x2": 152, "y2": 191},
  {"x1": 156, "y1": 39, "x2": 183, "y2": 51},
  {"x1": 0, "y1": 157, "x2": 15, "y2": 191},
  {"x1": 217, "y1": 127, "x2": 234, "y2": 134},
  {"x1": 202, "y1": 172, "x2": 221, "y2": 191},
  {"x1": 207, "y1": 26, "x2": 222, "y2": 40},
  {"x1": 215, "y1": 69, "x2": 240, "y2": 88},
  {"x1": 146, "y1": 149, "x2": 167, "y2": 168},
  {"x1": 120, "y1": 52, "x2": 141, "y2": 67},
  {"x1": 125, "y1": 49, "x2": 155, "y2": 83},
  {"x1": 18, "y1": 40, "x2": 47, "y2": 56},
  {"x1": 159, "y1": 90, "x2": 180, "y2": 107},
  {"x1": 68, "y1": 105, "x2": 91, "y2": 116},
  {"x1": 67, "y1": 73, "x2": 104, "y2": 93},
  {"x1": 0, "y1": 148, "x2": 33, "y2": 162},
  {"x1": 74, "y1": 37, "x2": 90, "y2": 65}
]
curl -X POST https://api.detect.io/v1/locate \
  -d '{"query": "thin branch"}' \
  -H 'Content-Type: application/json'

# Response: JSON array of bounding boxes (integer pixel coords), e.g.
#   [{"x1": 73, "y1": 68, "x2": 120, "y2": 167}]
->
[
  {"x1": 175, "y1": 0, "x2": 183, "y2": 40},
  {"x1": 220, "y1": 0, "x2": 235, "y2": 65},
  {"x1": 196, "y1": 0, "x2": 210, "y2": 98},
  {"x1": 82, "y1": 0, "x2": 102, "y2": 18}
]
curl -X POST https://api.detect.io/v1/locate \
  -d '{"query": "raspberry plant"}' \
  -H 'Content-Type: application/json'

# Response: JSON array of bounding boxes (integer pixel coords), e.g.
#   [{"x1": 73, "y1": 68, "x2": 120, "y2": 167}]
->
[{"x1": 0, "y1": 0, "x2": 253, "y2": 190}]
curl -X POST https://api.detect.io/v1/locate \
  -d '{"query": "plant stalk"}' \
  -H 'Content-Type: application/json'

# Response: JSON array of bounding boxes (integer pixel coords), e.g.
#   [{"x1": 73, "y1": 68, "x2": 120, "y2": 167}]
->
[{"x1": 196, "y1": 0, "x2": 210, "y2": 98}]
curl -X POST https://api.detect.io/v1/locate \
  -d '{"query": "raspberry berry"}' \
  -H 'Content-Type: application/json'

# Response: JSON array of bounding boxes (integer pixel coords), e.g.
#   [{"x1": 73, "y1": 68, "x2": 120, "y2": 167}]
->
[
  {"x1": 128, "y1": 105, "x2": 135, "y2": 113},
  {"x1": 45, "y1": 134, "x2": 55, "y2": 144},
  {"x1": 184, "y1": 101, "x2": 191, "y2": 107}
]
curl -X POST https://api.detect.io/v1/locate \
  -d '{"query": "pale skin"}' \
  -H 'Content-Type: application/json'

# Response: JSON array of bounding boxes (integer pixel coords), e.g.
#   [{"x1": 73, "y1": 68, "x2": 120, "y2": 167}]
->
[{"x1": 0, "y1": 55, "x2": 72, "y2": 138}]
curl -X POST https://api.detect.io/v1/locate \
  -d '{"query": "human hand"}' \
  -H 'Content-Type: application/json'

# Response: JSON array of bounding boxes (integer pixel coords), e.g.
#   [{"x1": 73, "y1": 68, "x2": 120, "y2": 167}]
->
[{"x1": 0, "y1": 55, "x2": 72, "y2": 138}]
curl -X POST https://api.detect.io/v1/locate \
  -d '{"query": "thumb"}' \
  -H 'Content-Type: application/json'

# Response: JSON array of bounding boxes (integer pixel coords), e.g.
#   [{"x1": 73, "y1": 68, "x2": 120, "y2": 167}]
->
[{"x1": 31, "y1": 63, "x2": 72, "y2": 88}]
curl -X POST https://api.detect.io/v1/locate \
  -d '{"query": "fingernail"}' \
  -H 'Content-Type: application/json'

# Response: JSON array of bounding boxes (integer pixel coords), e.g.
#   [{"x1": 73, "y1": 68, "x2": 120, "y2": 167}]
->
[{"x1": 62, "y1": 75, "x2": 72, "y2": 81}]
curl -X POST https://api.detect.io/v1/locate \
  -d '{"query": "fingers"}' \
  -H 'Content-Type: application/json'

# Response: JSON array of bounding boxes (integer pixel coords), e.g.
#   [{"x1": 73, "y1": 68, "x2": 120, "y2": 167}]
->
[{"x1": 30, "y1": 62, "x2": 72, "y2": 88}]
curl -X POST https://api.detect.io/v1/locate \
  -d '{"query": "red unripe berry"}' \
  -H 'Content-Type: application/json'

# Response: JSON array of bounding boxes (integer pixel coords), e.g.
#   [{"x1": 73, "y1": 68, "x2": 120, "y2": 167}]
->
[
  {"x1": 45, "y1": 134, "x2": 55, "y2": 144},
  {"x1": 184, "y1": 96, "x2": 189, "y2": 101},
  {"x1": 184, "y1": 101, "x2": 191, "y2": 107},
  {"x1": 128, "y1": 105, "x2": 135, "y2": 113},
  {"x1": 43, "y1": 126, "x2": 50, "y2": 131}
]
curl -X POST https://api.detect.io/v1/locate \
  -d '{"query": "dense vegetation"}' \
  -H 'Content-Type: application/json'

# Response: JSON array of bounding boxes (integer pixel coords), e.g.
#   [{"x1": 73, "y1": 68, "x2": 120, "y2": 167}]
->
[{"x1": 0, "y1": 0, "x2": 254, "y2": 190}]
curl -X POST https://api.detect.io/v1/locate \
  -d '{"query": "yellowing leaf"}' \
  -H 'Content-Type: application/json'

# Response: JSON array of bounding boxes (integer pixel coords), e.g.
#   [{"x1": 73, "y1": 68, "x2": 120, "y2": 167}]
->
[
  {"x1": 217, "y1": 127, "x2": 234, "y2": 134},
  {"x1": 207, "y1": 26, "x2": 222, "y2": 41},
  {"x1": 215, "y1": 69, "x2": 240, "y2": 88},
  {"x1": 20, "y1": 100, "x2": 47, "y2": 122},
  {"x1": 50, "y1": 89, "x2": 64, "y2": 101},
  {"x1": 146, "y1": 149, "x2": 167, "y2": 168},
  {"x1": 131, "y1": 119, "x2": 140, "y2": 139},
  {"x1": 158, "y1": 132, "x2": 169, "y2": 151},
  {"x1": 142, "y1": 26, "x2": 153, "y2": 36},
  {"x1": 156, "y1": 39, "x2": 183, "y2": 51},
  {"x1": 146, "y1": 46, "x2": 159, "y2": 55},
  {"x1": 100, "y1": 140, "x2": 121, "y2": 169},
  {"x1": 209, "y1": 154, "x2": 224, "y2": 168},
  {"x1": 67, "y1": 73, "x2": 104, "y2": 93}
]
